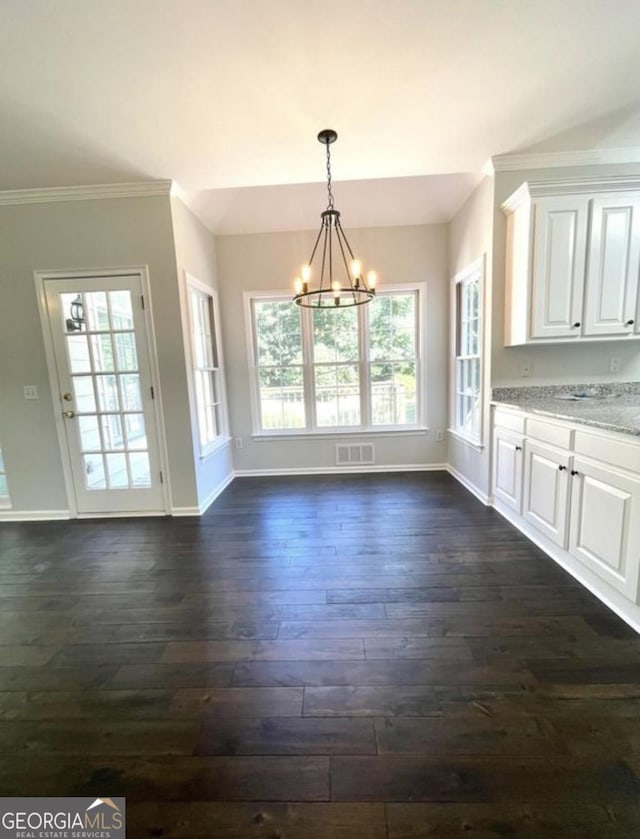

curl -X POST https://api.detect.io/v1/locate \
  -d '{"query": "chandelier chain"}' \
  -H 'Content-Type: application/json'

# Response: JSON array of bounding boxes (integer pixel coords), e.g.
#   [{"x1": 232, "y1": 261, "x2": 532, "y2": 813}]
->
[{"x1": 325, "y1": 141, "x2": 334, "y2": 210}]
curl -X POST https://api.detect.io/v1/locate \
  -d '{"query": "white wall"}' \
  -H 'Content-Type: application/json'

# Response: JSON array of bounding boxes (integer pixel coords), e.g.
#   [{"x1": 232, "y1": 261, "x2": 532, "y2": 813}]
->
[
  {"x1": 170, "y1": 197, "x2": 233, "y2": 510},
  {"x1": 215, "y1": 223, "x2": 449, "y2": 473},
  {"x1": 448, "y1": 176, "x2": 495, "y2": 500},
  {"x1": 492, "y1": 163, "x2": 640, "y2": 385},
  {"x1": 0, "y1": 195, "x2": 198, "y2": 514}
]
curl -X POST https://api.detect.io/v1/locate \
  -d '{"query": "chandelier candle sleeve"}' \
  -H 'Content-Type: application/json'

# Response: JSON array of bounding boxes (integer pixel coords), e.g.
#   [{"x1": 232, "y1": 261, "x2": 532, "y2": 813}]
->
[{"x1": 293, "y1": 129, "x2": 378, "y2": 308}]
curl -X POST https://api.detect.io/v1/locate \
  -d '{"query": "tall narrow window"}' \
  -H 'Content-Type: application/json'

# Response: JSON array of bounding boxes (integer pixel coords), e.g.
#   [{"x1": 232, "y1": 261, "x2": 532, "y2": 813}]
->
[
  {"x1": 247, "y1": 286, "x2": 423, "y2": 433},
  {"x1": 0, "y1": 445, "x2": 10, "y2": 507},
  {"x1": 452, "y1": 259, "x2": 484, "y2": 444},
  {"x1": 187, "y1": 281, "x2": 227, "y2": 455}
]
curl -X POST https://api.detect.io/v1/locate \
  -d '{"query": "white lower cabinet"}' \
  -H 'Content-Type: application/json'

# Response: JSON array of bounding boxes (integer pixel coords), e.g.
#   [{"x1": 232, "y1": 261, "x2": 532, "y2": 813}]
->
[
  {"x1": 568, "y1": 456, "x2": 640, "y2": 600},
  {"x1": 492, "y1": 408, "x2": 640, "y2": 620},
  {"x1": 522, "y1": 439, "x2": 571, "y2": 548},
  {"x1": 492, "y1": 427, "x2": 523, "y2": 512}
]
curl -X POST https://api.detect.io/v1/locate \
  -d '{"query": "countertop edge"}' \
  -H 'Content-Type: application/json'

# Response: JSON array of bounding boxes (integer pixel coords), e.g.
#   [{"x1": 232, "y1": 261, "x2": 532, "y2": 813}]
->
[{"x1": 491, "y1": 400, "x2": 640, "y2": 438}]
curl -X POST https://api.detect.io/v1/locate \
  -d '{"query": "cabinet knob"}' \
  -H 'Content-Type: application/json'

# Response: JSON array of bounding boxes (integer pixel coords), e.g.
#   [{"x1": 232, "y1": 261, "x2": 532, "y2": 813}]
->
[
  {"x1": 558, "y1": 464, "x2": 567, "y2": 471},
  {"x1": 515, "y1": 445, "x2": 522, "y2": 451},
  {"x1": 572, "y1": 322, "x2": 581, "y2": 328},
  {"x1": 571, "y1": 469, "x2": 580, "y2": 476},
  {"x1": 626, "y1": 319, "x2": 635, "y2": 326}
]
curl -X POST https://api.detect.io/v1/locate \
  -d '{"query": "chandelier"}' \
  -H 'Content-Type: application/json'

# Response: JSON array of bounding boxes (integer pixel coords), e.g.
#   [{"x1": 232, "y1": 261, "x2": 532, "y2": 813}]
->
[{"x1": 293, "y1": 129, "x2": 377, "y2": 308}]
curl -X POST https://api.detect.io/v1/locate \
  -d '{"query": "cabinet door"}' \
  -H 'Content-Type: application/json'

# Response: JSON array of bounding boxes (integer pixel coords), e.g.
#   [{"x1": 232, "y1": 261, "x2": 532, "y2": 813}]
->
[
  {"x1": 569, "y1": 457, "x2": 640, "y2": 601},
  {"x1": 492, "y1": 428, "x2": 524, "y2": 512},
  {"x1": 522, "y1": 440, "x2": 570, "y2": 547},
  {"x1": 531, "y1": 197, "x2": 589, "y2": 339},
  {"x1": 584, "y1": 193, "x2": 640, "y2": 336}
]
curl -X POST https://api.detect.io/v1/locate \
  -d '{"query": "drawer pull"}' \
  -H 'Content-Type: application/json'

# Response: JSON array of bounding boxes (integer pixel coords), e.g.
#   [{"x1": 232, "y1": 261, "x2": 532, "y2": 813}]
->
[
  {"x1": 571, "y1": 469, "x2": 580, "y2": 476},
  {"x1": 558, "y1": 465, "x2": 567, "y2": 471},
  {"x1": 515, "y1": 445, "x2": 522, "y2": 451}
]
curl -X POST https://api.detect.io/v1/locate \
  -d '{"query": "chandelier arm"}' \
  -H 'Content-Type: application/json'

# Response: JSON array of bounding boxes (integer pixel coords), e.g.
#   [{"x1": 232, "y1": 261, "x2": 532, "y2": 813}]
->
[
  {"x1": 308, "y1": 224, "x2": 324, "y2": 267},
  {"x1": 335, "y1": 218, "x2": 356, "y2": 260},
  {"x1": 319, "y1": 217, "x2": 329, "y2": 304},
  {"x1": 334, "y1": 223, "x2": 354, "y2": 282}
]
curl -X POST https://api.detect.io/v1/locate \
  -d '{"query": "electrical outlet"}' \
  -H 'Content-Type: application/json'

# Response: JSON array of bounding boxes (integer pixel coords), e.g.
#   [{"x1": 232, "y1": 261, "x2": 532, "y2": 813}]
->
[
  {"x1": 234, "y1": 437, "x2": 243, "y2": 449},
  {"x1": 436, "y1": 430, "x2": 444, "y2": 442},
  {"x1": 520, "y1": 362, "x2": 531, "y2": 378},
  {"x1": 23, "y1": 385, "x2": 39, "y2": 400},
  {"x1": 609, "y1": 356, "x2": 620, "y2": 373}
]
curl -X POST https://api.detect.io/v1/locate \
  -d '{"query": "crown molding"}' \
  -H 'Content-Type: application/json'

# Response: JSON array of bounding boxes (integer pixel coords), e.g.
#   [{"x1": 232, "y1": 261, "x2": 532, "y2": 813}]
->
[
  {"x1": 0, "y1": 180, "x2": 173, "y2": 206},
  {"x1": 501, "y1": 174, "x2": 640, "y2": 213},
  {"x1": 492, "y1": 148, "x2": 640, "y2": 173}
]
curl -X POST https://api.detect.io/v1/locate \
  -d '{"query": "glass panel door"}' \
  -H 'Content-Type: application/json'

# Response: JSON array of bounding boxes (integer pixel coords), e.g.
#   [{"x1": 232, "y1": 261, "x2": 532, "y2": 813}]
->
[{"x1": 44, "y1": 275, "x2": 165, "y2": 514}]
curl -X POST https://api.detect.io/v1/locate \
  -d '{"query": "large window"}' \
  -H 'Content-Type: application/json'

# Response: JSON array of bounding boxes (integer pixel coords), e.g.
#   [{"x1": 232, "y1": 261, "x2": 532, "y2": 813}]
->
[
  {"x1": 452, "y1": 258, "x2": 484, "y2": 444},
  {"x1": 187, "y1": 279, "x2": 227, "y2": 455},
  {"x1": 249, "y1": 288, "x2": 422, "y2": 433},
  {"x1": 0, "y1": 445, "x2": 10, "y2": 507}
]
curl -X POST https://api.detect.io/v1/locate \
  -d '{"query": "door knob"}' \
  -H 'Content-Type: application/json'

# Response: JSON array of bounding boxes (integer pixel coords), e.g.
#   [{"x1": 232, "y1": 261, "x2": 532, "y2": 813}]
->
[
  {"x1": 62, "y1": 410, "x2": 75, "y2": 419},
  {"x1": 62, "y1": 392, "x2": 73, "y2": 401}
]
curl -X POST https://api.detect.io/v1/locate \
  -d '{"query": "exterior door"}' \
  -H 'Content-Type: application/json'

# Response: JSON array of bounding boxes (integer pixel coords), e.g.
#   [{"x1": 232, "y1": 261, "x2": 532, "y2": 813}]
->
[{"x1": 43, "y1": 274, "x2": 165, "y2": 514}]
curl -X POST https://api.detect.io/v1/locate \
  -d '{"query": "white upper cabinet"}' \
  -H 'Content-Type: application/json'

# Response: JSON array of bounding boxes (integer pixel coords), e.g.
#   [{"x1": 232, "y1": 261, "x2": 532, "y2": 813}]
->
[
  {"x1": 502, "y1": 179, "x2": 640, "y2": 345},
  {"x1": 584, "y1": 194, "x2": 640, "y2": 336}
]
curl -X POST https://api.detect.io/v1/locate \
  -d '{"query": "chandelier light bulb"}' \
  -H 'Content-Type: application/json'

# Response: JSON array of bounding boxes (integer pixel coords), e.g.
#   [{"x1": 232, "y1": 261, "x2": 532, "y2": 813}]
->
[
  {"x1": 366, "y1": 270, "x2": 378, "y2": 290},
  {"x1": 301, "y1": 264, "x2": 312, "y2": 282},
  {"x1": 350, "y1": 259, "x2": 362, "y2": 278},
  {"x1": 294, "y1": 277, "x2": 303, "y2": 295}
]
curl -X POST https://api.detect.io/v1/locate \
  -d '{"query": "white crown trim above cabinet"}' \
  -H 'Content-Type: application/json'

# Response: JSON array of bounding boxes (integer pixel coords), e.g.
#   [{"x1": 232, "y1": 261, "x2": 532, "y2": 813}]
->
[{"x1": 501, "y1": 180, "x2": 640, "y2": 346}]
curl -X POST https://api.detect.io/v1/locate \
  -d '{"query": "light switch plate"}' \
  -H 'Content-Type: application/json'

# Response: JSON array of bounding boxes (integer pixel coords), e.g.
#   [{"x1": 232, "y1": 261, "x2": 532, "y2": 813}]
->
[{"x1": 23, "y1": 385, "x2": 39, "y2": 400}]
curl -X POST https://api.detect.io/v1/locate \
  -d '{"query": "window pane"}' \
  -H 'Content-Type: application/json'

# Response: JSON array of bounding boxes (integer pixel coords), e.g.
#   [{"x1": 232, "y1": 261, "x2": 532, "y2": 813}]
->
[
  {"x1": 0, "y1": 448, "x2": 5, "y2": 472},
  {"x1": 369, "y1": 293, "x2": 416, "y2": 362},
  {"x1": 85, "y1": 292, "x2": 109, "y2": 331},
  {"x1": 0, "y1": 474, "x2": 8, "y2": 498},
  {"x1": 109, "y1": 291, "x2": 134, "y2": 330},
  {"x1": 258, "y1": 367, "x2": 305, "y2": 429},
  {"x1": 124, "y1": 414, "x2": 147, "y2": 450},
  {"x1": 72, "y1": 376, "x2": 96, "y2": 413},
  {"x1": 114, "y1": 332, "x2": 138, "y2": 371},
  {"x1": 370, "y1": 362, "x2": 417, "y2": 425},
  {"x1": 78, "y1": 415, "x2": 101, "y2": 452},
  {"x1": 91, "y1": 334, "x2": 115, "y2": 372},
  {"x1": 312, "y1": 307, "x2": 359, "y2": 362},
  {"x1": 129, "y1": 451, "x2": 151, "y2": 487},
  {"x1": 66, "y1": 335, "x2": 91, "y2": 373},
  {"x1": 61, "y1": 293, "x2": 86, "y2": 333},
  {"x1": 101, "y1": 414, "x2": 124, "y2": 450},
  {"x1": 254, "y1": 301, "x2": 302, "y2": 366},
  {"x1": 120, "y1": 374, "x2": 142, "y2": 411},
  {"x1": 95, "y1": 374, "x2": 120, "y2": 412},
  {"x1": 314, "y1": 365, "x2": 360, "y2": 427},
  {"x1": 84, "y1": 454, "x2": 106, "y2": 489},
  {"x1": 106, "y1": 452, "x2": 129, "y2": 488}
]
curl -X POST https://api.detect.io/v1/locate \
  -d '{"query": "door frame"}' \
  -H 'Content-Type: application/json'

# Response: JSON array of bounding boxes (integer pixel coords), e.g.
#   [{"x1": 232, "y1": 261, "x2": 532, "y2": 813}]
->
[{"x1": 34, "y1": 265, "x2": 172, "y2": 517}]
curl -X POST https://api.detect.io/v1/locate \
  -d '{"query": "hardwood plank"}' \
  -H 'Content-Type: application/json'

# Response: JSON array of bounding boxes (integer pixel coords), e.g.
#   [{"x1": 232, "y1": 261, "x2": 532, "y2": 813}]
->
[
  {"x1": 195, "y1": 717, "x2": 376, "y2": 755},
  {"x1": 171, "y1": 687, "x2": 304, "y2": 717},
  {"x1": 127, "y1": 801, "x2": 387, "y2": 839},
  {"x1": 162, "y1": 638, "x2": 365, "y2": 663},
  {"x1": 303, "y1": 686, "x2": 441, "y2": 717}
]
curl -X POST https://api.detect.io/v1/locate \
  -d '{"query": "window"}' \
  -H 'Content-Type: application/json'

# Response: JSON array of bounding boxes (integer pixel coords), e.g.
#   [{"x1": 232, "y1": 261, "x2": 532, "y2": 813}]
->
[
  {"x1": 248, "y1": 287, "x2": 422, "y2": 433},
  {"x1": 187, "y1": 279, "x2": 227, "y2": 455},
  {"x1": 0, "y1": 444, "x2": 10, "y2": 507},
  {"x1": 452, "y1": 258, "x2": 484, "y2": 444}
]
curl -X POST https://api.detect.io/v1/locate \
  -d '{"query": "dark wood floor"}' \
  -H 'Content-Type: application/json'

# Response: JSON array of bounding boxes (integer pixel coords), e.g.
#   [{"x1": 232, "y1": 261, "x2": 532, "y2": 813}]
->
[{"x1": 1, "y1": 472, "x2": 640, "y2": 837}]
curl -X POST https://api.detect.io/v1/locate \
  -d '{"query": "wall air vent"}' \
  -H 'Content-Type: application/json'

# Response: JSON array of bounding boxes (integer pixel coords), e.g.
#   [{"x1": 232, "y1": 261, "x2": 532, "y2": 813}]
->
[{"x1": 336, "y1": 443, "x2": 375, "y2": 466}]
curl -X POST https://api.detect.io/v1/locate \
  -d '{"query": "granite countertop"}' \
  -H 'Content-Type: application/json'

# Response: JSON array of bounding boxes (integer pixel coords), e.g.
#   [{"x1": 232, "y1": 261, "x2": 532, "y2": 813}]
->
[{"x1": 492, "y1": 383, "x2": 640, "y2": 437}]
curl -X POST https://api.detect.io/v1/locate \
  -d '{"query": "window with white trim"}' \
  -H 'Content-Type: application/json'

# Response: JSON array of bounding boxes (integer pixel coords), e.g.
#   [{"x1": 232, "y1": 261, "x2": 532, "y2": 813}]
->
[
  {"x1": 452, "y1": 259, "x2": 483, "y2": 444},
  {"x1": 249, "y1": 288, "x2": 422, "y2": 433},
  {"x1": 0, "y1": 444, "x2": 10, "y2": 507},
  {"x1": 187, "y1": 281, "x2": 227, "y2": 454}
]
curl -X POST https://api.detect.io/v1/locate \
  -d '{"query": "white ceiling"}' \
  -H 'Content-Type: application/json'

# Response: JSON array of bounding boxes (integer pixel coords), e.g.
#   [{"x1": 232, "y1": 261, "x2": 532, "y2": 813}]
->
[{"x1": 2, "y1": 0, "x2": 640, "y2": 233}]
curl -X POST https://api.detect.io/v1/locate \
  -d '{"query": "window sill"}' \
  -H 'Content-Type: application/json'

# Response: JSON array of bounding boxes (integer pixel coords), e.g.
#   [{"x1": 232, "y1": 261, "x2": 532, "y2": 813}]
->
[
  {"x1": 199, "y1": 436, "x2": 232, "y2": 461},
  {"x1": 447, "y1": 428, "x2": 485, "y2": 452},
  {"x1": 252, "y1": 427, "x2": 429, "y2": 441}
]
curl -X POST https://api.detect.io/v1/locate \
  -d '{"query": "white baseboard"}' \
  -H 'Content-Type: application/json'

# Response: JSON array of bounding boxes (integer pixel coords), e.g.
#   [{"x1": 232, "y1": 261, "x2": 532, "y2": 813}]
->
[
  {"x1": 493, "y1": 498, "x2": 640, "y2": 635},
  {"x1": 171, "y1": 506, "x2": 201, "y2": 517},
  {"x1": 76, "y1": 510, "x2": 167, "y2": 519},
  {"x1": 197, "y1": 471, "x2": 236, "y2": 514},
  {"x1": 447, "y1": 465, "x2": 491, "y2": 505},
  {"x1": 233, "y1": 463, "x2": 448, "y2": 478},
  {"x1": 0, "y1": 509, "x2": 71, "y2": 522}
]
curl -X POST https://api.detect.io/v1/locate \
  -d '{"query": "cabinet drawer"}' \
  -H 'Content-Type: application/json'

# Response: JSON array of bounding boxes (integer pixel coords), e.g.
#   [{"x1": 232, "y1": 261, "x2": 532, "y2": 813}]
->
[
  {"x1": 494, "y1": 407, "x2": 525, "y2": 433},
  {"x1": 574, "y1": 429, "x2": 640, "y2": 474},
  {"x1": 525, "y1": 416, "x2": 573, "y2": 449}
]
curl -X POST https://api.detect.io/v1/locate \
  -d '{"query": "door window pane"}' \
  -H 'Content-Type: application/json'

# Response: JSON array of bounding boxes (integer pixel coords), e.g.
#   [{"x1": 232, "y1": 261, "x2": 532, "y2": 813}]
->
[
  {"x1": 120, "y1": 374, "x2": 142, "y2": 411},
  {"x1": 124, "y1": 414, "x2": 147, "y2": 450},
  {"x1": 78, "y1": 415, "x2": 102, "y2": 452},
  {"x1": 91, "y1": 334, "x2": 115, "y2": 372},
  {"x1": 67, "y1": 336, "x2": 91, "y2": 373},
  {"x1": 72, "y1": 376, "x2": 96, "y2": 412},
  {"x1": 114, "y1": 332, "x2": 138, "y2": 371},
  {"x1": 95, "y1": 375, "x2": 120, "y2": 412},
  {"x1": 101, "y1": 414, "x2": 124, "y2": 450},
  {"x1": 109, "y1": 291, "x2": 134, "y2": 330},
  {"x1": 84, "y1": 454, "x2": 106, "y2": 489},
  {"x1": 85, "y1": 292, "x2": 109, "y2": 331},
  {"x1": 106, "y1": 453, "x2": 129, "y2": 488},
  {"x1": 61, "y1": 293, "x2": 86, "y2": 333},
  {"x1": 129, "y1": 451, "x2": 151, "y2": 487}
]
